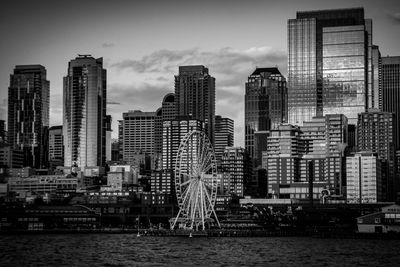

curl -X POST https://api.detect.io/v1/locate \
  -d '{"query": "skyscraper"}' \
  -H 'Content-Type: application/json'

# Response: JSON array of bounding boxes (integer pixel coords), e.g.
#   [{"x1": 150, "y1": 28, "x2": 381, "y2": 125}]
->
[
  {"x1": 63, "y1": 55, "x2": 106, "y2": 168},
  {"x1": 154, "y1": 93, "x2": 176, "y2": 156},
  {"x1": 288, "y1": 8, "x2": 373, "y2": 126},
  {"x1": 0, "y1": 120, "x2": 5, "y2": 144},
  {"x1": 8, "y1": 65, "x2": 49, "y2": 168},
  {"x1": 105, "y1": 115, "x2": 112, "y2": 162},
  {"x1": 382, "y1": 56, "x2": 400, "y2": 149},
  {"x1": 245, "y1": 67, "x2": 287, "y2": 162},
  {"x1": 48, "y1": 125, "x2": 64, "y2": 168},
  {"x1": 121, "y1": 110, "x2": 155, "y2": 165},
  {"x1": 214, "y1": 115, "x2": 234, "y2": 165},
  {"x1": 175, "y1": 66, "x2": 215, "y2": 143},
  {"x1": 357, "y1": 111, "x2": 396, "y2": 201}
]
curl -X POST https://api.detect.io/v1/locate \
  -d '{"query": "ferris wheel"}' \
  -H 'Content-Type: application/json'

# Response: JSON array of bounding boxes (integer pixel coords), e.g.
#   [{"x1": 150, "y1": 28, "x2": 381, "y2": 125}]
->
[{"x1": 171, "y1": 130, "x2": 220, "y2": 230}]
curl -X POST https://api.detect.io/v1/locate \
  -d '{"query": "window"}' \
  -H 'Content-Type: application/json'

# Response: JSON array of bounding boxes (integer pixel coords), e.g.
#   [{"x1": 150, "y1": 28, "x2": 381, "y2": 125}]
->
[{"x1": 375, "y1": 217, "x2": 381, "y2": 224}]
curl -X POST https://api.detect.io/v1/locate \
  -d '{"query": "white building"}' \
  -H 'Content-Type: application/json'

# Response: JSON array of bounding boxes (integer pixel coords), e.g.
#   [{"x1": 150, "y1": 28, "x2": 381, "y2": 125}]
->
[{"x1": 346, "y1": 152, "x2": 382, "y2": 203}]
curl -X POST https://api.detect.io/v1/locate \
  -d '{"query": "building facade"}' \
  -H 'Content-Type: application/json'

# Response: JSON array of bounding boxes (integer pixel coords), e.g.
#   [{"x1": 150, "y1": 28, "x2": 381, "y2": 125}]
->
[
  {"x1": 151, "y1": 118, "x2": 204, "y2": 194},
  {"x1": 346, "y1": 152, "x2": 382, "y2": 203},
  {"x1": 175, "y1": 66, "x2": 215, "y2": 143},
  {"x1": 214, "y1": 115, "x2": 234, "y2": 166},
  {"x1": 121, "y1": 110, "x2": 155, "y2": 165},
  {"x1": 357, "y1": 111, "x2": 397, "y2": 201},
  {"x1": 245, "y1": 67, "x2": 287, "y2": 163},
  {"x1": 288, "y1": 8, "x2": 373, "y2": 126},
  {"x1": 382, "y1": 56, "x2": 400, "y2": 150},
  {"x1": 63, "y1": 55, "x2": 107, "y2": 168},
  {"x1": 48, "y1": 126, "x2": 63, "y2": 168},
  {"x1": 8, "y1": 65, "x2": 49, "y2": 168},
  {"x1": 221, "y1": 147, "x2": 251, "y2": 197}
]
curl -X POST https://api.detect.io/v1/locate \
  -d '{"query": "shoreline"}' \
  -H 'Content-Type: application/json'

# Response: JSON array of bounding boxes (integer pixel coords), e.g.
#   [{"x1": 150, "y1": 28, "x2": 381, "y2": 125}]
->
[{"x1": 2, "y1": 228, "x2": 400, "y2": 239}]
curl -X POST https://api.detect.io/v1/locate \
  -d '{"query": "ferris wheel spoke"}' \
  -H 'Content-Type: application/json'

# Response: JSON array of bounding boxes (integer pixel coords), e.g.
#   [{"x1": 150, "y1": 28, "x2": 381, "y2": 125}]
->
[{"x1": 180, "y1": 177, "x2": 195, "y2": 187}]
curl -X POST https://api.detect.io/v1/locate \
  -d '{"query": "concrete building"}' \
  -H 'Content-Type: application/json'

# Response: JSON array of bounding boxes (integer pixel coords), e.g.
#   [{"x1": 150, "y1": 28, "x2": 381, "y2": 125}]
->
[
  {"x1": 262, "y1": 124, "x2": 306, "y2": 198},
  {"x1": 48, "y1": 126, "x2": 63, "y2": 168},
  {"x1": 8, "y1": 175, "x2": 78, "y2": 198},
  {"x1": 63, "y1": 55, "x2": 107, "y2": 168},
  {"x1": 221, "y1": 147, "x2": 251, "y2": 197},
  {"x1": 175, "y1": 66, "x2": 215, "y2": 143},
  {"x1": 8, "y1": 65, "x2": 49, "y2": 168},
  {"x1": 357, "y1": 111, "x2": 396, "y2": 201},
  {"x1": 121, "y1": 110, "x2": 155, "y2": 165},
  {"x1": 346, "y1": 152, "x2": 382, "y2": 203},
  {"x1": 288, "y1": 8, "x2": 375, "y2": 126}
]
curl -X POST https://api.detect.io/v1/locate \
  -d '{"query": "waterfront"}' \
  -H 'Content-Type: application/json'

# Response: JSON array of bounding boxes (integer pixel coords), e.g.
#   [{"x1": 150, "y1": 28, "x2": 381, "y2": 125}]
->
[{"x1": 1, "y1": 235, "x2": 400, "y2": 266}]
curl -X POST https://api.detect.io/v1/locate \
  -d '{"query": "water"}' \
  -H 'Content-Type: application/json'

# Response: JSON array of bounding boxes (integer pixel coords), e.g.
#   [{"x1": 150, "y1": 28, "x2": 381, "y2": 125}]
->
[{"x1": 1, "y1": 234, "x2": 399, "y2": 266}]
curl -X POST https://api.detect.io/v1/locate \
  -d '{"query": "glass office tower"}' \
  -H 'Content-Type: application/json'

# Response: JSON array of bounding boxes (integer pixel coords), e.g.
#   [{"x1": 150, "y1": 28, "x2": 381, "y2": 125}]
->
[
  {"x1": 288, "y1": 8, "x2": 373, "y2": 126},
  {"x1": 63, "y1": 55, "x2": 107, "y2": 168},
  {"x1": 8, "y1": 65, "x2": 49, "y2": 168}
]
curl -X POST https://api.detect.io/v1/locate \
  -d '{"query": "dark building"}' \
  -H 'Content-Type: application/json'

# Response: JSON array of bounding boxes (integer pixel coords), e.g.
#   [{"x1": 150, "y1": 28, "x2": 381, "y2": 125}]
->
[
  {"x1": 48, "y1": 126, "x2": 63, "y2": 168},
  {"x1": 175, "y1": 66, "x2": 215, "y2": 144},
  {"x1": 382, "y1": 56, "x2": 400, "y2": 150},
  {"x1": 155, "y1": 93, "x2": 176, "y2": 156},
  {"x1": 288, "y1": 8, "x2": 375, "y2": 126},
  {"x1": 214, "y1": 115, "x2": 234, "y2": 166},
  {"x1": 63, "y1": 55, "x2": 107, "y2": 168},
  {"x1": 357, "y1": 111, "x2": 397, "y2": 201},
  {"x1": 245, "y1": 67, "x2": 287, "y2": 164},
  {"x1": 8, "y1": 65, "x2": 49, "y2": 168},
  {"x1": 0, "y1": 120, "x2": 5, "y2": 144}
]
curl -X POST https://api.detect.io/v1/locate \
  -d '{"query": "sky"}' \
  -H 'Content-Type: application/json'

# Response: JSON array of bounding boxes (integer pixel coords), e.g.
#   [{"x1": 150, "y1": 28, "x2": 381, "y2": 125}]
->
[{"x1": 0, "y1": 0, "x2": 400, "y2": 146}]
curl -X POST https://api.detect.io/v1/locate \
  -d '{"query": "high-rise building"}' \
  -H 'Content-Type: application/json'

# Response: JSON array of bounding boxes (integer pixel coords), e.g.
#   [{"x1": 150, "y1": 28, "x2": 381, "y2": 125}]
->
[
  {"x1": 151, "y1": 118, "x2": 204, "y2": 194},
  {"x1": 0, "y1": 120, "x2": 5, "y2": 144},
  {"x1": 121, "y1": 110, "x2": 155, "y2": 165},
  {"x1": 245, "y1": 68, "x2": 287, "y2": 162},
  {"x1": 175, "y1": 66, "x2": 215, "y2": 143},
  {"x1": 370, "y1": 45, "x2": 381, "y2": 110},
  {"x1": 301, "y1": 114, "x2": 348, "y2": 195},
  {"x1": 105, "y1": 115, "x2": 112, "y2": 162},
  {"x1": 288, "y1": 8, "x2": 373, "y2": 126},
  {"x1": 262, "y1": 124, "x2": 306, "y2": 198},
  {"x1": 263, "y1": 115, "x2": 348, "y2": 199},
  {"x1": 48, "y1": 126, "x2": 63, "y2": 168},
  {"x1": 161, "y1": 93, "x2": 176, "y2": 121},
  {"x1": 221, "y1": 147, "x2": 251, "y2": 197},
  {"x1": 63, "y1": 55, "x2": 106, "y2": 168},
  {"x1": 382, "y1": 56, "x2": 400, "y2": 149},
  {"x1": 8, "y1": 65, "x2": 49, "y2": 168},
  {"x1": 214, "y1": 115, "x2": 234, "y2": 165},
  {"x1": 346, "y1": 152, "x2": 382, "y2": 203},
  {"x1": 357, "y1": 111, "x2": 397, "y2": 201},
  {"x1": 154, "y1": 93, "x2": 176, "y2": 156}
]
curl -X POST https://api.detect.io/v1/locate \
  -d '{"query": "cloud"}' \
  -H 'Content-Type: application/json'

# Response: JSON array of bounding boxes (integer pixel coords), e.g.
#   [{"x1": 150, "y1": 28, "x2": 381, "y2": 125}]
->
[
  {"x1": 102, "y1": 43, "x2": 115, "y2": 48},
  {"x1": 387, "y1": 12, "x2": 400, "y2": 23}
]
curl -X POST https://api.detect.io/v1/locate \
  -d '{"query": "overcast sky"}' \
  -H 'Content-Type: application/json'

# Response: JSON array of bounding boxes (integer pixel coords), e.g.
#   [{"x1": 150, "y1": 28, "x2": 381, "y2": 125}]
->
[{"x1": 1, "y1": 0, "x2": 400, "y2": 146}]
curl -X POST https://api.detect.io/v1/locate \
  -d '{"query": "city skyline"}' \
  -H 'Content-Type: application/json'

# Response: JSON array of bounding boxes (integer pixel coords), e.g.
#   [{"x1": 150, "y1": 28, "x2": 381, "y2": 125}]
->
[{"x1": 1, "y1": 0, "x2": 400, "y2": 147}]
